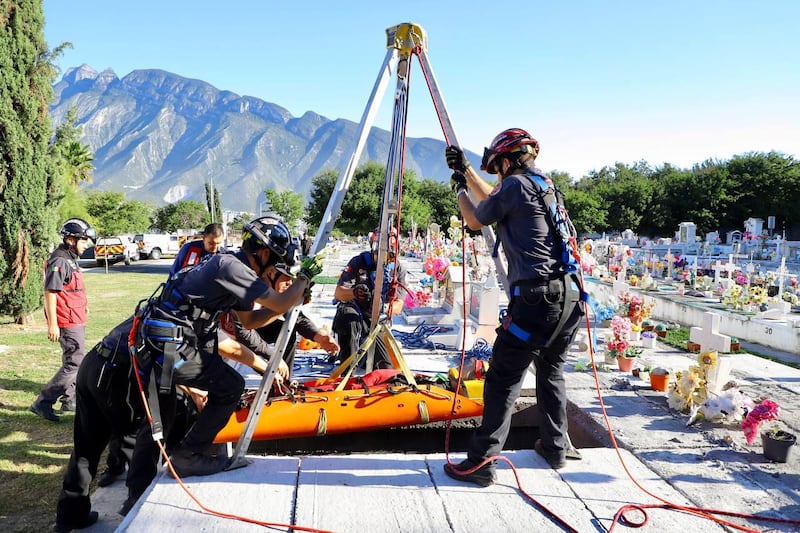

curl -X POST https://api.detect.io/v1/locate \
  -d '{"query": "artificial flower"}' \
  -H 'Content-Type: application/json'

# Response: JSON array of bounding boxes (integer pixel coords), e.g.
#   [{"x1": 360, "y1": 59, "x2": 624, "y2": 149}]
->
[
  {"x1": 698, "y1": 351, "x2": 718, "y2": 369},
  {"x1": 741, "y1": 399, "x2": 780, "y2": 445}
]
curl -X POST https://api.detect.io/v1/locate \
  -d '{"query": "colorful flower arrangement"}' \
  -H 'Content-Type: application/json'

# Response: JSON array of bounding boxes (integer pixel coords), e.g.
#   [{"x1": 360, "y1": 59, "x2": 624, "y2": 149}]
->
[
  {"x1": 618, "y1": 291, "x2": 655, "y2": 326},
  {"x1": 424, "y1": 255, "x2": 450, "y2": 282},
  {"x1": 741, "y1": 399, "x2": 780, "y2": 445},
  {"x1": 403, "y1": 289, "x2": 433, "y2": 309},
  {"x1": 667, "y1": 351, "x2": 719, "y2": 413},
  {"x1": 605, "y1": 316, "x2": 641, "y2": 358},
  {"x1": 595, "y1": 304, "x2": 616, "y2": 322}
]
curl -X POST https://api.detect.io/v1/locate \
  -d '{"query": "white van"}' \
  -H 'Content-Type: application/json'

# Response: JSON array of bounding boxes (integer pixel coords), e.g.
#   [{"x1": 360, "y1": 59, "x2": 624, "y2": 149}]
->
[{"x1": 133, "y1": 233, "x2": 181, "y2": 260}]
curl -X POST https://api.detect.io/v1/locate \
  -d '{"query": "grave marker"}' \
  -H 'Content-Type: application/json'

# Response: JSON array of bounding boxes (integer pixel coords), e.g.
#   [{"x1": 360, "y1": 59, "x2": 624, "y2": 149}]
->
[{"x1": 689, "y1": 312, "x2": 731, "y2": 353}]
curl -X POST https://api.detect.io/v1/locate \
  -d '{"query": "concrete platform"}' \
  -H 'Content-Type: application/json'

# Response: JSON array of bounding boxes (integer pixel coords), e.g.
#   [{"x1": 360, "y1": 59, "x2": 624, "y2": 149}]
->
[{"x1": 79, "y1": 242, "x2": 800, "y2": 532}]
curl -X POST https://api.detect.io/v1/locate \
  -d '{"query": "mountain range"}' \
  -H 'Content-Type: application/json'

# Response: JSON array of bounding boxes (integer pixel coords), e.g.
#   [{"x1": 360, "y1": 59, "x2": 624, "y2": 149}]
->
[{"x1": 51, "y1": 65, "x2": 471, "y2": 213}]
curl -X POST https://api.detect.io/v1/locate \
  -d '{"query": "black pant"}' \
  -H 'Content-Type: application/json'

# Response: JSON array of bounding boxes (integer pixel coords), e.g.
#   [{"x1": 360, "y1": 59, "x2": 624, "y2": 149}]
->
[
  {"x1": 55, "y1": 346, "x2": 141, "y2": 525},
  {"x1": 331, "y1": 303, "x2": 389, "y2": 367},
  {"x1": 467, "y1": 280, "x2": 583, "y2": 463},
  {"x1": 172, "y1": 349, "x2": 244, "y2": 453}
]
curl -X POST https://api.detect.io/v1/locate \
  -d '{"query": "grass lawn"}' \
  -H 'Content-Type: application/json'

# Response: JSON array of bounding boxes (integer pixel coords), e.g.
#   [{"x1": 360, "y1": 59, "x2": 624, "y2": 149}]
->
[{"x1": 0, "y1": 271, "x2": 163, "y2": 532}]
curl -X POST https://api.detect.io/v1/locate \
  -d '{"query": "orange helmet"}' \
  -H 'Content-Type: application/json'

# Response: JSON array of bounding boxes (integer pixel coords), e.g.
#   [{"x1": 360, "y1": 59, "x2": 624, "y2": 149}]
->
[{"x1": 480, "y1": 128, "x2": 539, "y2": 174}]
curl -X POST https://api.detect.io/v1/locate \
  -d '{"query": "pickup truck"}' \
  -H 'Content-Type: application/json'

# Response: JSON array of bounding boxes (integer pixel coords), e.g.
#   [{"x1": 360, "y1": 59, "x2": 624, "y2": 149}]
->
[
  {"x1": 133, "y1": 233, "x2": 181, "y2": 260},
  {"x1": 94, "y1": 236, "x2": 139, "y2": 266}
]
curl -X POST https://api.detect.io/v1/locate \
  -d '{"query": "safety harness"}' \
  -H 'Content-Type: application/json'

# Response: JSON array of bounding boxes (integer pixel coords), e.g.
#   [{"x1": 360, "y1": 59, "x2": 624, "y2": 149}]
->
[
  {"x1": 499, "y1": 172, "x2": 589, "y2": 348},
  {"x1": 130, "y1": 260, "x2": 219, "y2": 440}
]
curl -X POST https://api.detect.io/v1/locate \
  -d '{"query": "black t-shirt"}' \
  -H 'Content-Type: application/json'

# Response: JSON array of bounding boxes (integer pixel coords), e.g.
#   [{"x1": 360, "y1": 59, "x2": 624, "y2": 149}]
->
[
  {"x1": 474, "y1": 167, "x2": 560, "y2": 284},
  {"x1": 170, "y1": 252, "x2": 270, "y2": 351}
]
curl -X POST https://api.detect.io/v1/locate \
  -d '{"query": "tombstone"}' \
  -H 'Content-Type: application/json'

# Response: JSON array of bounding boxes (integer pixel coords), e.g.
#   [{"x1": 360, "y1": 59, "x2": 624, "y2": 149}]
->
[
  {"x1": 612, "y1": 279, "x2": 630, "y2": 298},
  {"x1": 443, "y1": 265, "x2": 467, "y2": 314},
  {"x1": 705, "y1": 231, "x2": 719, "y2": 245},
  {"x1": 621, "y1": 229, "x2": 636, "y2": 246},
  {"x1": 689, "y1": 312, "x2": 731, "y2": 353},
  {"x1": 727, "y1": 230, "x2": 742, "y2": 244},
  {"x1": 773, "y1": 257, "x2": 791, "y2": 302},
  {"x1": 744, "y1": 217, "x2": 764, "y2": 238},
  {"x1": 469, "y1": 275, "x2": 501, "y2": 343},
  {"x1": 678, "y1": 222, "x2": 696, "y2": 244}
]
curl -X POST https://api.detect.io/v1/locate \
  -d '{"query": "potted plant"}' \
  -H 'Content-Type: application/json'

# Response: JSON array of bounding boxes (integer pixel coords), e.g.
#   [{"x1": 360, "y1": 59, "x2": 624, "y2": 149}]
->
[
  {"x1": 729, "y1": 337, "x2": 740, "y2": 352},
  {"x1": 642, "y1": 319, "x2": 655, "y2": 332},
  {"x1": 761, "y1": 426, "x2": 797, "y2": 463},
  {"x1": 654, "y1": 323, "x2": 667, "y2": 338},
  {"x1": 616, "y1": 347, "x2": 642, "y2": 373},
  {"x1": 641, "y1": 330, "x2": 657, "y2": 349},
  {"x1": 741, "y1": 399, "x2": 791, "y2": 460},
  {"x1": 649, "y1": 367, "x2": 670, "y2": 391}
]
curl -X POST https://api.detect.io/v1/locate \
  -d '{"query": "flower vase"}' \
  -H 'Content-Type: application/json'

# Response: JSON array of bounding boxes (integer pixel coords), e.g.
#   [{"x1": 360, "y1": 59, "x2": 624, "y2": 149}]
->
[
  {"x1": 649, "y1": 373, "x2": 669, "y2": 391},
  {"x1": 761, "y1": 431, "x2": 796, "y2": 463},
  {"x1": 604, "y1": 351, "x2": 616, "y2": 365},
  {"x1": 617, "y1": 356, "x2": 635, "y2": 373},
  {"x1": 641, "y1": 336, "x2": 656, "y2": 349},
  {"x1": 705, "y1": 354, "x2": 734, "y2": 395},
  {"x1": 630, "y1": 330, "x2": 641, "y2": 342}
]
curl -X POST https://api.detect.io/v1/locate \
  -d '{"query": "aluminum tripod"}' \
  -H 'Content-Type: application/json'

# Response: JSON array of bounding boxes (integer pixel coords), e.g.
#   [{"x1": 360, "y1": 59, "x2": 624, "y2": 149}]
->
[{"x1": 229, "y1": 22, "x2": 509, "y2": 466}]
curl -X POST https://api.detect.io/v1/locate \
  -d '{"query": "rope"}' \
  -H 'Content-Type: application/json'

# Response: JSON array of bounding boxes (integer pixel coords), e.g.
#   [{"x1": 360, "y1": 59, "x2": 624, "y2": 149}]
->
[
  {"x1": 465, "y1": 337, "x2": 493, "y2": 360},
  {"x1": 390, "y1": 321, "x2": 449, "y2": 350}
]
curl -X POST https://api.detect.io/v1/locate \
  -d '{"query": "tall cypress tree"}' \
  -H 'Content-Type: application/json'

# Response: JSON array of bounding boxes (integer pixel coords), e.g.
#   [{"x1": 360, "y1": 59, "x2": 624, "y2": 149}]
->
[{"x1": 0, "y1": 1, "x2": 62, "y2": 322}]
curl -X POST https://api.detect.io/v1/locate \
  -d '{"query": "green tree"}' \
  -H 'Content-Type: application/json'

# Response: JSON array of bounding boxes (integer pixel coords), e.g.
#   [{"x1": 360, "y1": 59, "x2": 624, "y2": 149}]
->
[
  {"x1": 304, "y1": 163, "x2": 461, "y2": 237},
  {"x1": 85, "y1": 191, "x2": 153, "y2": 236},
  {"x1": 51, "y1": 107, "x2": 94, "y2": 189},
  {"x1": 0, "y1": 3, "x2": 62, "y2": 322},
  {"x1": 152, "y1": 201, "x2": 208, "y2": 233},
  {"x1": 204, "y1": 182, "x2": 223, "y2": 223},
  {"x1": 264, "y1": 189, "x2": 305, "y2": 233}
]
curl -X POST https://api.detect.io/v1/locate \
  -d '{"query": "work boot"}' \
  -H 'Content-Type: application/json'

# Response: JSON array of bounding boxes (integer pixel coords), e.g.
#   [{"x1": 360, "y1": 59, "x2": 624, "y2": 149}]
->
[
  {"x1": 30, "y1": 402, "x2": 60, "y2": 422},
  {"x1": 169, "y1": 448, "x2": 229, "y2": 478},
  {"x1": 443, "y1": 458, "x2": 496, "y2": 487},
  {"x1": 118, "y1": 489, "x2": 143, "y2": 516},
  {"x1": 53, "y1": 511, "x2": 98, "y2": 532},
  {"x1": 534, "y1": 439, "x2": 567, "y2": 470},
  {"x1": 59, "y1": 401, "x2": 76, "y2": 413},
  {"x1": 97, "y1": 466, "x2": 125, "y2": 487}
]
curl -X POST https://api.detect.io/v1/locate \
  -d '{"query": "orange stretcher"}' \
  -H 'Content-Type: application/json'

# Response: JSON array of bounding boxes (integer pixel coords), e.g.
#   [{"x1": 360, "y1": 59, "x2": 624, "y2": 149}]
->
[
  {"x1": 213, "y1": 379, "x2": 484, "y2": 443},
  {"x1": 214, "y1": 323, "x2": 485, "y2": 444}
]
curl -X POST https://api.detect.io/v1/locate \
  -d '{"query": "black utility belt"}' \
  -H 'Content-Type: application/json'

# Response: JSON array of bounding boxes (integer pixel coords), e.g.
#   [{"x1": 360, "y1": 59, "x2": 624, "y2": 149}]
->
[{"x1": 511, "y1": 278, "x2": 563, "y2": 297}]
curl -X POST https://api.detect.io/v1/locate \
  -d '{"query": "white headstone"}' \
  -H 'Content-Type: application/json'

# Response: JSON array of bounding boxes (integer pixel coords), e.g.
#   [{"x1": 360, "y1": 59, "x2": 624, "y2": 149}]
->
[
  {"x1": 774, "y1": 257, "x2": 790, "y2": 301},
  {"x1": 679, "y1": 222, "x2": 696, "y2": 244},
  {"x1": 612, "y1": 280, "x2": 630, "y2": 298},
  {"x1": 689, "y1": 312, "x2": 731, "y2": 353}
]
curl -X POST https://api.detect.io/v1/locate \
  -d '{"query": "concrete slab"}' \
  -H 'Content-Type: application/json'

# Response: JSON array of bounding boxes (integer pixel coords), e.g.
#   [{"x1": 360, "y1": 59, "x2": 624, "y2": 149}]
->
[{"x1": 118, "y1": 448, "x2": 747, "y2": 532}]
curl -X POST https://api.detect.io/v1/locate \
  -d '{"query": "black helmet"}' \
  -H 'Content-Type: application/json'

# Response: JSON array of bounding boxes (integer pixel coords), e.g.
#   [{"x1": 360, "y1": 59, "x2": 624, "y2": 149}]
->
[
  {"x1": 59, "y1": 218, "x2": 96, "y2": 241},
  {"x1": 273, "y1": 262, "x2": 300, "y2": 279},
  {"x1": 242, "y1": 215, "x2": 292, "y2": 258}
]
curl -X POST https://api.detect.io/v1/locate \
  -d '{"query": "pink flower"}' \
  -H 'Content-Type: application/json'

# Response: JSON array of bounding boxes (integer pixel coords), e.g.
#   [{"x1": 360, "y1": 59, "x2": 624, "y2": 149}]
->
[{"x1": 741, "y1": 399, "x2": 780, "y2": 445}]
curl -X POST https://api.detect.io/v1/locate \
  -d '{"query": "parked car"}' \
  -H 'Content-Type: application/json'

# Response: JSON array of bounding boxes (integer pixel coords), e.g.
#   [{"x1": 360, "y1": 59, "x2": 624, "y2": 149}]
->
[
  {"x1": 133, "y1": 233, "x2": 181, "y2": 260},
  {"x1": 94, "y1": 236, "x2": 139, "y2": 266}
]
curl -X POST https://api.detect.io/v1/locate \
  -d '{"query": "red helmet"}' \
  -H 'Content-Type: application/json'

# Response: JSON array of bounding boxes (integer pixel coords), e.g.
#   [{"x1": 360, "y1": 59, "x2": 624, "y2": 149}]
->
[
  {"x1": 480, "y1": 128, "x2": 539, "y2": 174},
  {"x1": 370, "y1": 226, "x2": 398, "y2": 251}
]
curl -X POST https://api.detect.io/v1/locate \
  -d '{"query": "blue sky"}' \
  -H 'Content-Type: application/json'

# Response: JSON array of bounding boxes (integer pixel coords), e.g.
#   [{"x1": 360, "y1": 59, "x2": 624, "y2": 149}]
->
[{"x1": 43, "y1": 1, "x2": 799, "y2": 179}]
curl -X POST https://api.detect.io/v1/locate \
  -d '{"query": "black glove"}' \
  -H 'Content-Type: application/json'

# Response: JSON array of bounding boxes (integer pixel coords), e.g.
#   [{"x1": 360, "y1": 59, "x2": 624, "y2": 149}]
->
[
  {"x1": 303, "y1": 281, "x2": 315, "y2": 305},
  {"x1": 450, "y1": 171, "x2": 468, "y2": 194},
  {"x1": 445, "y1": 145, "x2": 470, "y2": 172},
  {"x1": 353, "y1": 283, "x2": 372, "y2": 302}
]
